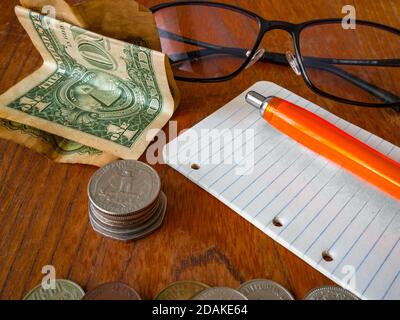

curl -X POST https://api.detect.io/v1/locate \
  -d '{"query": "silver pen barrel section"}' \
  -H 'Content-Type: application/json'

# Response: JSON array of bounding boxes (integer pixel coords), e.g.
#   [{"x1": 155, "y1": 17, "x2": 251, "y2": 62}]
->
[{"x1": 245, "y1": 91, "x2": 273, "y2": 115}]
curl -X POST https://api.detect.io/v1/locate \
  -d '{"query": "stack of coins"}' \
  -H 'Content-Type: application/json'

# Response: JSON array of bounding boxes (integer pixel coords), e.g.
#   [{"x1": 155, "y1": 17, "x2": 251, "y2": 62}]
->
[{"x1": 88, "y1": 160, "x2": 167, "y2": 241}]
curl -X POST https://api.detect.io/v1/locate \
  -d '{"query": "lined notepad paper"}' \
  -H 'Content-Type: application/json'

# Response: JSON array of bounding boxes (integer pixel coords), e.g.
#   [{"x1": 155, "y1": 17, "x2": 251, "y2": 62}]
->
[{"x1": 163, "y1": 81, "x2": 400, "y2": 300}]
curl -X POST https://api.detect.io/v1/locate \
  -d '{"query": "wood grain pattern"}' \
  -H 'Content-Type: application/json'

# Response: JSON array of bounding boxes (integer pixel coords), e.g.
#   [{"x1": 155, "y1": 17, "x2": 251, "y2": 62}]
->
[{"x1": 0, "y1": 0, "x2": 399, "y2": 300}]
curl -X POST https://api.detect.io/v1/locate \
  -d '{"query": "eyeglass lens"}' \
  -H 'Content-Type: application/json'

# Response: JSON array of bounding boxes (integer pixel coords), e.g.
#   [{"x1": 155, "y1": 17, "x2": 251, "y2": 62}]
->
[{"x1": 153, "y1": 4, "x2": 261, "y2": 80}]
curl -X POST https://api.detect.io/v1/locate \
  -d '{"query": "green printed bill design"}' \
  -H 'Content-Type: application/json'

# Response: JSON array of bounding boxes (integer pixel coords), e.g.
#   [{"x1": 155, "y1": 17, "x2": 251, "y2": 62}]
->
[{"x1": 0, "y1": 6, "x2": 175, "y2": 160}]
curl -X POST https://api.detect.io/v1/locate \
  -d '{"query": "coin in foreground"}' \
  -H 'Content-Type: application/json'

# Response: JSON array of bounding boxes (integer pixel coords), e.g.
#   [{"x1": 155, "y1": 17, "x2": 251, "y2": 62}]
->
[
  {"x1": 156, "y1": 281, "x2": 210, "y2": 300},
  {"x1": 82, "y1": 282, "x2": 141, "y2": 300},
  {"x1": 192, "y1": 287, "x2": 248, "y2": 300},
  {"x1": 24, "y1": 279, "x2": 85, "y2": 300},
  {"x1": 238, "y1": 279, "x2": 294, "y2": 300},
  {"x1": 304, "y1": 286, "x2": 359, "y2": 300}
]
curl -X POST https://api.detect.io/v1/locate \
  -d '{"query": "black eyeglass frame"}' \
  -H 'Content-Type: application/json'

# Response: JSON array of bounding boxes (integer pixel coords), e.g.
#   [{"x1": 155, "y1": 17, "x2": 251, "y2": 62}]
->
[{"x1": 151, "y1": 1, "x2": 400, "y2": 109}]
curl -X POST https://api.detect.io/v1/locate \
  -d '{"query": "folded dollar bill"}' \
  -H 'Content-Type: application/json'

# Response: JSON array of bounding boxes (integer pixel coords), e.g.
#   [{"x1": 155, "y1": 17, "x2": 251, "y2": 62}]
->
[{"x1": 0, "y1": 5, "x2": 177, "y2": 161}]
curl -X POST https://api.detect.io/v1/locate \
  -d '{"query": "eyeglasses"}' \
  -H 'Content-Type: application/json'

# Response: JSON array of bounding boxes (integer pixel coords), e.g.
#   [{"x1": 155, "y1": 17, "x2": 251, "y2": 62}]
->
[{"x1": 151, "y1": 1, "x2": 400, "y2": 110}]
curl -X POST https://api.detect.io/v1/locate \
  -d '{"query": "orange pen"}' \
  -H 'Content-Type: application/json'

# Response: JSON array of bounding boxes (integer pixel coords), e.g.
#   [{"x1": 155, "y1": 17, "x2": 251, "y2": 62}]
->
[{"x1": 245, "y1": 91, "x2": 400, "y2": 200}]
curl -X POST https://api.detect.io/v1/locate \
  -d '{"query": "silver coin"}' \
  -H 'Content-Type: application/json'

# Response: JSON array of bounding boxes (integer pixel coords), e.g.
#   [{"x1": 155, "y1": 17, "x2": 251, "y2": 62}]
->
[
  {"x1": 89, "y1": 199, "x2": 159, "y2": 222},
  {"x1": 88, "y1": 160, "x2": 161, "y2": 215},
  {"x1": 90, "y1": 201, "x2": 160, "y2": 235},
  {"x1": 89, "y1": 209, "x2": 155, "y2": 233},
  {"x1": 238, "y1": 279, "x2": 294, "y2": 300},
  {"x1": 304, "y1": 286, "x2": 359, "y2": 300},
  {"x1": 89, "y1": 200, "x2": 158, "y2": 227},
  {"x1": 89, "y1": 192, "x2": 167, "y2": 241},
  {"x1": 24, "y1": 279, "x2": 85, "y2": 300},
  {"x1": 89, "y1": 210, "x2": 162, "y2": 241},
  {"x1": 89, "y1": 192, "x2": 164, "y2": 232},
  {"x1": 191, "y1": 287, "x2": 248, "y2": 300}
]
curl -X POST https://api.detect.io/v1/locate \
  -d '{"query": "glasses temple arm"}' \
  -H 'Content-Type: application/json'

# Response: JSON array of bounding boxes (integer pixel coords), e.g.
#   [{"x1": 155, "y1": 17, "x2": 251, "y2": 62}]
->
[
  {"x1": 158, "y1": 29, "x2": 231, "y2": 53},
  {"x1": 261, "y1": 52, "x2": 400, "y2": 67},
  {"x1": 303, "y1": 59, "x2": 400, "y2": 108},
  {"x1": 169, "y1": 48, "x2": 246, "y2": 63}
]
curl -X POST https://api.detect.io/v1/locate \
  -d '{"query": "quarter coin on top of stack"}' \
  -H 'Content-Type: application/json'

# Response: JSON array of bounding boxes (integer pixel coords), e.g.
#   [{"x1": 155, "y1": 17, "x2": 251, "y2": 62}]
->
[{"x1": 88, "y1": 160, "x2": 167, "y2": 241}]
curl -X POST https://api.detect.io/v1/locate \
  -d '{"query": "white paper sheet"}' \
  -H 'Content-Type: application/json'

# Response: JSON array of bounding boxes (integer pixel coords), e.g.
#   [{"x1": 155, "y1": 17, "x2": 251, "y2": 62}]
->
[{"x1": 163, "y1": 81, "x2": 400, "y2": 300}]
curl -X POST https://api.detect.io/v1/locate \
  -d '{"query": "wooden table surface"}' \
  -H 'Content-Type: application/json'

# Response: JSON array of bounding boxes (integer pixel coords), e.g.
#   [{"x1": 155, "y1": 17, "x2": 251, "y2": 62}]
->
[{"x1": 0, "y1": 0, "x2": 399, "y2": 300}]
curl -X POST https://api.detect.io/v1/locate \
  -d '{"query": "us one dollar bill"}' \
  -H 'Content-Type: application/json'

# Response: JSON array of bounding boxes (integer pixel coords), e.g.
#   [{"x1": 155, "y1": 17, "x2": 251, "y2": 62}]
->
[{"x1": 0, "y1": 6, "x2": 176, "y2": 161}]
